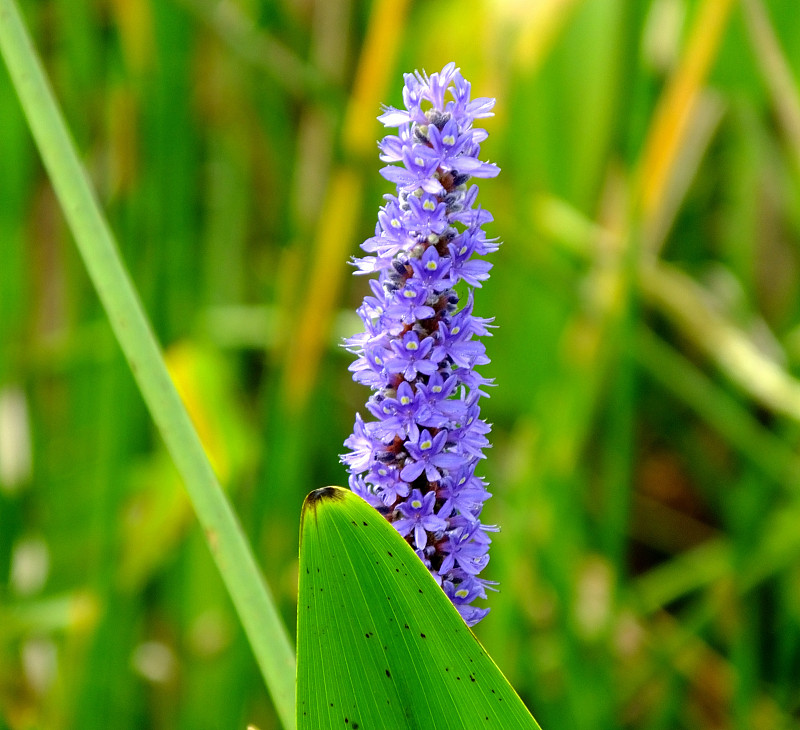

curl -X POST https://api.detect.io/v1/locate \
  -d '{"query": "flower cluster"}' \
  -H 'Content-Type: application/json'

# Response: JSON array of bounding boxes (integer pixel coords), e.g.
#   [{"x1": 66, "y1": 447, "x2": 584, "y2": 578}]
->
[{"x1": 341, "y1": 63, "x2": 500, "y2": 626}]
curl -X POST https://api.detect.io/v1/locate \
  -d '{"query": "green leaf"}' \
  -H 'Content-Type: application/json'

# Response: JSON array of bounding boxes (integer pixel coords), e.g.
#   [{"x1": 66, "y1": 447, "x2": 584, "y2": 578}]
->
[{"x1": 297, "y1": 487, "x2": 542, "y2": 730}]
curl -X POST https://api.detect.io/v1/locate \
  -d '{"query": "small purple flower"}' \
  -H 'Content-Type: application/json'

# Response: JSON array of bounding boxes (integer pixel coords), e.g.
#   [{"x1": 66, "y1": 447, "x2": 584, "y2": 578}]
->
[
  {"x1": 380, "y1": 146, "x2": 444, "y2": 194},
  {"x1": 386, "y1": 280, "x2": 436, "y2": 323},
  {"x1": 438, "y1": 521, "x2": 492, "y2": 576},
  {"x1": 442, "y1": 576, "x2": 493, "y2": 626},
  {"x1": 401, "y1": 429, "x2": 462, "y2": 483},
  {"x1": 439, "y1": 466, "x2": 491, "y2": 518},
  {"x1": 366, "y1": 381, "x2": 445, "y2": 442},
  {"x1": 341, "y1": 414, "x2": 381, "y2": 473},
  {"x1": 341, "y1": 63, "x2": 500, "y2": 626},
  {"x1": 409, "y1": 246, "x2": 452, "y2": 291},
  {"x1": 385, "y1": 332, "x2": 441, "y2": 380},
  {"x1": 367, "y1": 463, "x2": 410, "y2": 506},
  {"x1": 394, "y1": 489, "x2": 448, "y2": 550}
]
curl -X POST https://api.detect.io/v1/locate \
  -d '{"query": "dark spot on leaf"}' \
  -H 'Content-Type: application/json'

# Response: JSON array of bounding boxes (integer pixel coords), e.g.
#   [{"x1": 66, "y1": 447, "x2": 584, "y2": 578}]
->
[
  {"x1": 418, "y1": 589, "x2": 423, "y2": 594},
  {"x1": 351, "y1": 520, "x2": 357, "y2": 525},
  {"x1": 363, "y1": 521, "x2": 369, "y2": 526},
  {"x1": 353, "y1": 724, "x2": 359, "y2": 729},
  {"x1": 387, "y1": 551, "x2": 393, "y2": 557},
  {"x1": 470, "y1": 676, "x2": 476, "y2": 682},
  {"x1": 385, "y1": 669, "x2": 391, "y2": 678},
  {"x1": 420, "y1": 633, "x2": 426, "y2": 639},
  {"x1": 457, "y1": 676, "x2": 461, "y2": 681},
  {"x1": 404, "y1": 624, "x2": 409, "y2": 629},
  {"x1": 306, "y1": 568, "x2": 309, "y2": 574}
]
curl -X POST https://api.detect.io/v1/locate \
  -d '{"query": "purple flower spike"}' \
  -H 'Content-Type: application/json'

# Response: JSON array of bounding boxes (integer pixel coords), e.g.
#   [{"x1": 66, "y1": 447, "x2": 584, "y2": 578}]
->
[{"x1": 341, "y1": 63, "x2": 500, "y2": 626}]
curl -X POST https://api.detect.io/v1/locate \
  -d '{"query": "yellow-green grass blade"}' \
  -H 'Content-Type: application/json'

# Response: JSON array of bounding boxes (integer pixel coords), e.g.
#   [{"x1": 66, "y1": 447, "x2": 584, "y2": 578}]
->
[{"x1": 297, "y1": 487, "x2": 542, "y2": 730}]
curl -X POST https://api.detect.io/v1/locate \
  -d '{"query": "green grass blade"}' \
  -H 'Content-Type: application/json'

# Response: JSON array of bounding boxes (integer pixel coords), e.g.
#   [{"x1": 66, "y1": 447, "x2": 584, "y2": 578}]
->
[
  {"x1": 297, "y1": 487, "x2": 542, "y2": 730},
  {"x1": 0, "y1": 2, "x2": 295, "y2": 727}
]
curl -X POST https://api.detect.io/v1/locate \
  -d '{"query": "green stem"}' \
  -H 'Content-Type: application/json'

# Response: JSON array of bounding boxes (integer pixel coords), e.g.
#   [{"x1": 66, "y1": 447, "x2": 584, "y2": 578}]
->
[{"x1": 0, "y1": 2, "x2": 296, "y2": 727}]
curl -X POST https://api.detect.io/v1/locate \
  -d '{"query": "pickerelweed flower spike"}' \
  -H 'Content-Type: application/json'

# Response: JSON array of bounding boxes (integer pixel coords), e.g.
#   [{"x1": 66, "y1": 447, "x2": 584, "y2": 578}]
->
[{"x1": 341, "y1": 63, "x2": 500, "y2": 626}]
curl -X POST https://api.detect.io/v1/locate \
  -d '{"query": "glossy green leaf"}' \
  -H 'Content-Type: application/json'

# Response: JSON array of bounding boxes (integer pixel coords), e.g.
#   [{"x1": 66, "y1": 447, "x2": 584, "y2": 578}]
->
[{"x1": 297, "y1": 486, "x2": 542, "y2": 730}]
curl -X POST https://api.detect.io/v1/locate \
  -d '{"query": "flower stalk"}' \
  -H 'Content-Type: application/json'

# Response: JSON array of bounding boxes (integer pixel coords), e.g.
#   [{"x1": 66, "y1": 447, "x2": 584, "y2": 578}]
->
[{"x1": 342, "y1": 63, "x2": 500, "y2": 625}]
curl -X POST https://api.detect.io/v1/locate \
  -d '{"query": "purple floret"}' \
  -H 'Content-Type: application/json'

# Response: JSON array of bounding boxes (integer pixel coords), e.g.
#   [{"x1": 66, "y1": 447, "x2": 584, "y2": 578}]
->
[{"x1": 341, "y1": 63, "x2": 500, "y2": 626}]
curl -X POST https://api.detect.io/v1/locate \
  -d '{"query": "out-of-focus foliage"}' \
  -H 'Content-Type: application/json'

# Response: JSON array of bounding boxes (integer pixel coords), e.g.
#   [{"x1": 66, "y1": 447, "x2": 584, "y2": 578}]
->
[{"x1": 1, "y1": 0, "x2": 800, "y2": 728}]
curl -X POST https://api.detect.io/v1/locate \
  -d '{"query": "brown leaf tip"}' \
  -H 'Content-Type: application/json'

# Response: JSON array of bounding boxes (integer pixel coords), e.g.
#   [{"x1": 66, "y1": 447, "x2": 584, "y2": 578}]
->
[
  {"x1": 306, "y1": 486, "x2": 346, "y2": 505},
  {"x1": 300, "y1": 486, "x2": 348, "y2": 531}
]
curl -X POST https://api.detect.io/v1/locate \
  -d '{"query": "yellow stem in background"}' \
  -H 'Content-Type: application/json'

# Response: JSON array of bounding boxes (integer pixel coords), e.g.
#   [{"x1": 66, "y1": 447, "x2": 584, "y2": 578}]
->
[
  {"x1": 637, "y1": 0, "x2": 734, "y2": 245},
  {"x1": 740, "y1": 0, "x2": 800, "y2": 173},
  {"x1": 343, "y1": 0, "x2": 411, "y2": 159},
  {"x1": 281, "y1": 0, "x2": 410, "y2": 415},
  {"x1": 510, "y1": 0, "x2": 583, "y2": 76},
  {"x1": 534, "y1": 192, "x2": 800, "y2": 425},
  {"x1": 283, "y1": 168, "x2": 362, "y2": 410}
]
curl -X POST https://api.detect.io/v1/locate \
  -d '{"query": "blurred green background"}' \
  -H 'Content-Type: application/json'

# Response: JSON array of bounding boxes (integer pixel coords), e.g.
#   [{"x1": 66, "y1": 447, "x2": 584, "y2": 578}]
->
[{"x1": 2, "y1": 0, "x2": 800, "y2": 727}]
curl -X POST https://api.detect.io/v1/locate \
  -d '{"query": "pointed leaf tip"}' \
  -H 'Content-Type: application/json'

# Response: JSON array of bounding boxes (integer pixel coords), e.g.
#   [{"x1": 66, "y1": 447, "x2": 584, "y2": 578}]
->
[
  {"x1": 301, "y1": 486, "x2": 349, "y2": 532},
  {"x1": 305, "y1": 485, "x2": 347, "y2": 506}
]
